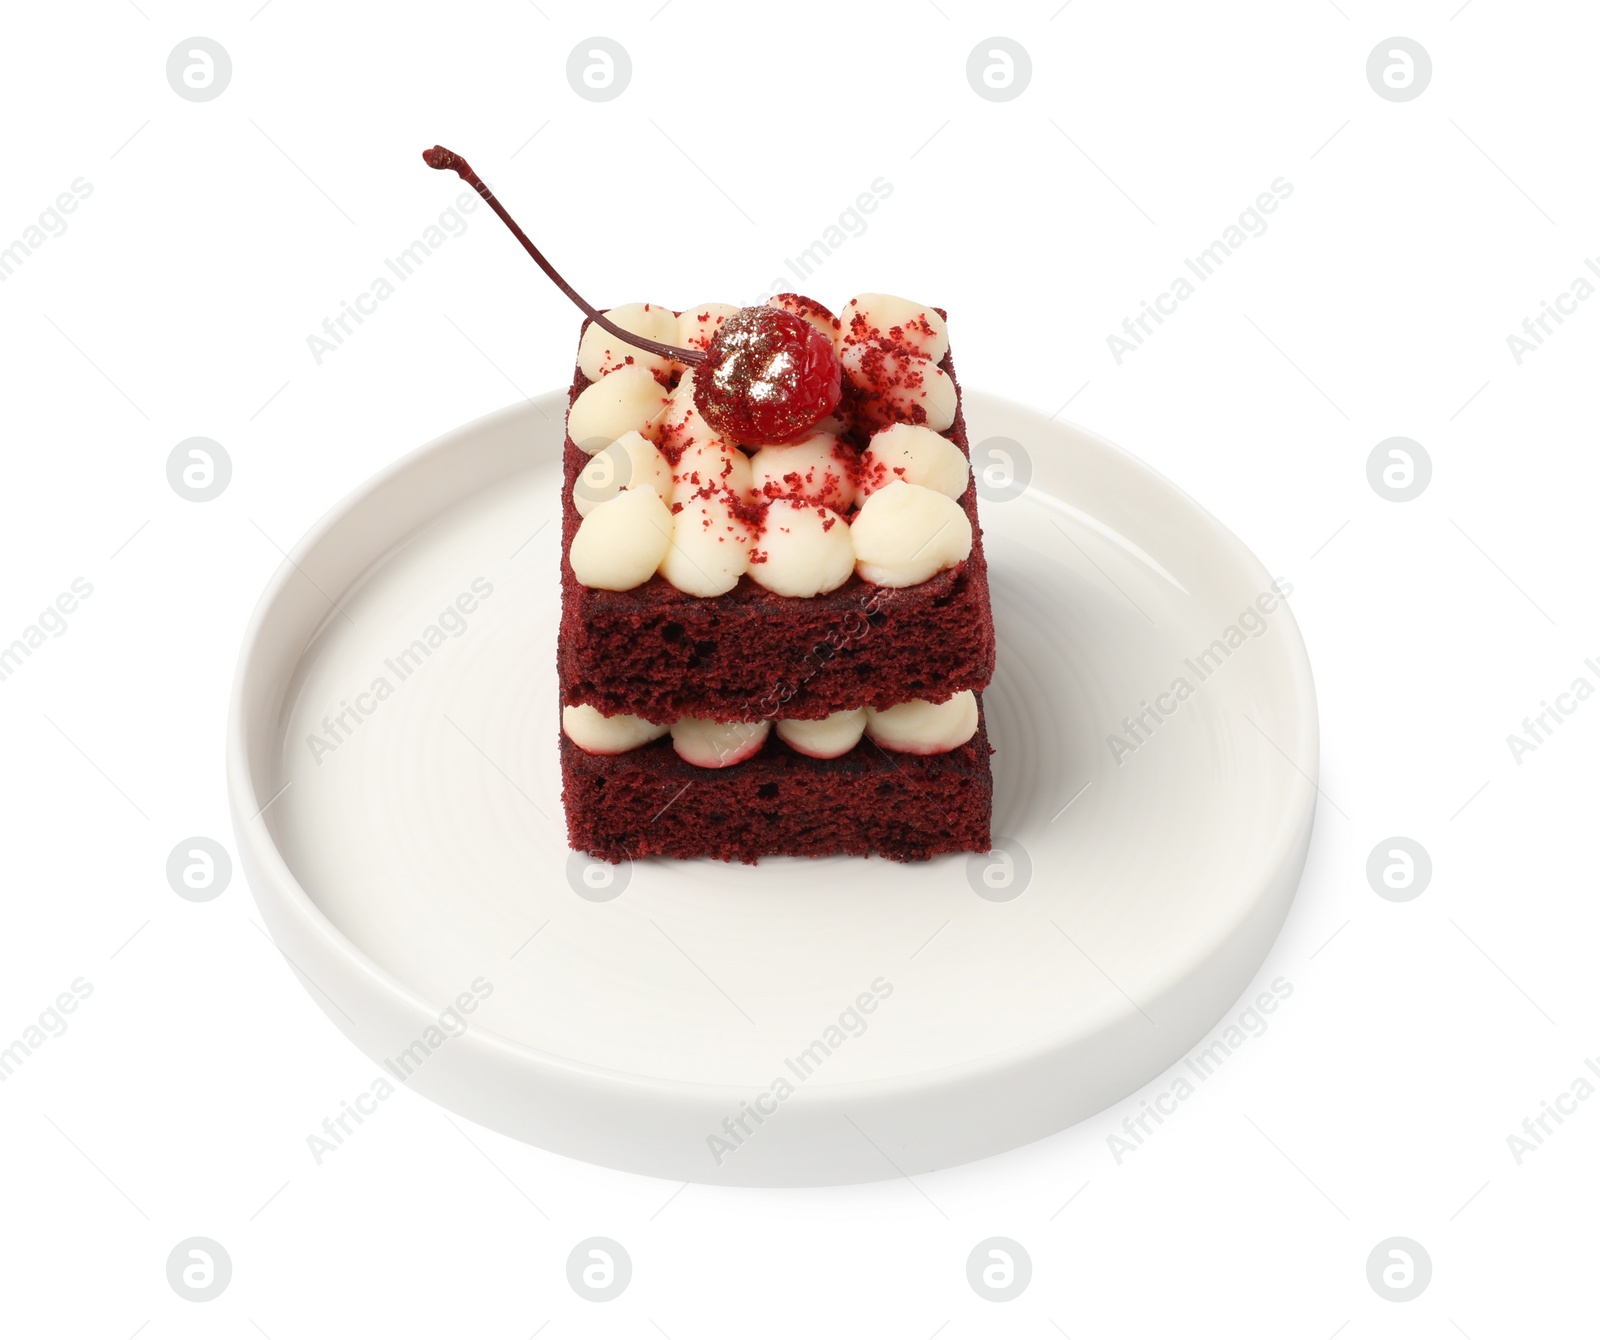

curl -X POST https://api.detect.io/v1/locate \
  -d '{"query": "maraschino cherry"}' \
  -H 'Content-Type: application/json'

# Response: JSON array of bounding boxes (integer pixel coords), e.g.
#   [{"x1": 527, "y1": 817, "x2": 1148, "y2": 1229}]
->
[
  {"x1": 693, "y1": 307, "x2": 840, "y2": 444},
  {"x1": 423, "y1": 146, "x2": 840, "y2": 446}
]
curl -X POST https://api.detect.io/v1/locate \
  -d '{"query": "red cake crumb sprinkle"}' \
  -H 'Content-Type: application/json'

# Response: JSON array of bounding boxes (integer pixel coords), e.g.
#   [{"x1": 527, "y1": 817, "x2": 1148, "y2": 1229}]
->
[
  {"x1": 841, "y1": 305, "x2": 936, "y2": 349},
  {"x1": 758, "y1": 454, "x2": 853, "y2": 509},
  {"x1": 851, "y1": 340, "x2": 926, "y2": 396},
  {"x1": 857, "y1": 454, "x2": 890, "y2": 492},
  {"x1": 840, "y1": 340, "x2": 934, "y2": 435},
  {"x1": 654, "y1": 415, "x2": 688, "y2": 465},
  {"x1": 728, "y1": 494, "x2": 769, "y2": 530},
  {"x1": 832, "y1": 439, "x2": 864, "y2": 488}
]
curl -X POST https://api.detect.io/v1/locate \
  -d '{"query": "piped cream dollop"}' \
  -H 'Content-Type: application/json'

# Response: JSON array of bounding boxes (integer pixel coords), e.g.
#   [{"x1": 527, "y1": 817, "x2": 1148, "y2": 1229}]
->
[
  {"x1": 838, "y1": 340, "x2": 956, "y2": 433},
  {"x1": 659, "y1": 492, "x2": 752, "y2": 597},
  {"x1": 775, "y1": 709, "x2": 866, "y2": 759},
  {"x1": 567, "y1": 364, "x2": 668, "y2": 454},
  {"x1": 864, "y1": 692, "x2": 979, "y2": 754},
  {"x1": 671, "y1": 717, "x2": 769, "y2": 768},
  {"x1": 850, "y1": 480, "x2": 972, "y2": 586},
  {"x1": 671, "y1": 438, "x2": 752, "y2": 505},
  {"x1": 748, "y1": 431, "x2": 856, "y2": 512},
  {"x1": 562, "y1": 704, "x2": 669, "y2": 754},
  {"x1": 859, "y1": 423, "x2": 968, "y2": 500},
  {"x1": 567, "y1": 485, "x2": 674, "y2": 590},
  {"x1": 654, "y1": 368, "x2": 726, "y2": 458},
  {"x1": 572, "y1": 431, "x2": 673, "y2": 517},
  {"x1": 838, "y1": 293, "x2": 950, "y2": 364},
  {"x1": 578, "y1": 303, "x2": 678, "y2": 383},
  {"x1": 747, "y1": 500, "x2": 854, "y2": 598}
]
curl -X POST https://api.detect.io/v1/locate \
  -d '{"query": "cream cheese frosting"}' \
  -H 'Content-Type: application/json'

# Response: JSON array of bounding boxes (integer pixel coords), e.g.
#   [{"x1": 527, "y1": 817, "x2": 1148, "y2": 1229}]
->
[
  {"x1": 746, "y1": 499, "x2": 855, "y2": 598},
  {"x1": 850, "y1": 480, "x2": 972, "y2": 587},
  {"x1": 578, "y1": 302, "x2": 679, "y2": 383},
  {"x1": 567, "y1": 363, "x2": 668, "y2": 454},
  {"x1": 564, "y1": 695, "x2": 977, "y2": 765},
  {"x1": 572, "y1": 431, "x2": 673, "y2": 517},
  {"x1": 567, "y1": 484, "x2": 675, "y2": 590},
  {"x1": 567, "y1": 294, "x2": 974, "y2": 597}
]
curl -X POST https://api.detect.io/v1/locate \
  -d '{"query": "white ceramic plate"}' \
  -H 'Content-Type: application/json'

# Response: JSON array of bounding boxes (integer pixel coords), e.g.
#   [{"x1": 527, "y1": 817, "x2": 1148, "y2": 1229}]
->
[{"x1": 227, "y1": 391, "x2": 1317, "y2": 1187}]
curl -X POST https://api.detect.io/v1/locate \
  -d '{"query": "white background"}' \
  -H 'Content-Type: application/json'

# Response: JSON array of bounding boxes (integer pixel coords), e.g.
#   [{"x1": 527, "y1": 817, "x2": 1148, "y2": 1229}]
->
[{"x1": 2, "y1": 0, "x2": 1596, "y2": 1334}]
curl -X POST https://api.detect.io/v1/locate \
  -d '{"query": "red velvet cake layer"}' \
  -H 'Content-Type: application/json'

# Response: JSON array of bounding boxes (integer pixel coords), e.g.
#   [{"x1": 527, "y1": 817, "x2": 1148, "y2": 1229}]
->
[
  {"x1": 561, "y1": 703, "x2": 994, "y2": 864},
  {"x1": 558, "y1": 343, "x2": 995, "y2": 725}
]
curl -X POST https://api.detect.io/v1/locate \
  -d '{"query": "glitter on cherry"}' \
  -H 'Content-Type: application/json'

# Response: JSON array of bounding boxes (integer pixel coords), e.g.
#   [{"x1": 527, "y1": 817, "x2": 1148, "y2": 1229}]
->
[{"x1": 694, "y1": 307, "x2": 842, "y2": 447}]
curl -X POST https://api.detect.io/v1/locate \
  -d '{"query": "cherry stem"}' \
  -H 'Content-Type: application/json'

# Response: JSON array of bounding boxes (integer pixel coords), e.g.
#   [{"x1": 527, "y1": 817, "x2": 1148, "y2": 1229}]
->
[{"x1": 422, "y1": 145, "x2": 706, "y2": 367}]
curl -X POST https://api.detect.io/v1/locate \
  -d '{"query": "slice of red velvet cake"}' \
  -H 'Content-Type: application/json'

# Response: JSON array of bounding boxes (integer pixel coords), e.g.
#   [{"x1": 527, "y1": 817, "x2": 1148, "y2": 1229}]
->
[
  {"x1": 561, "y1": 709, "x2": 993, "y2": 864},
  {"x1": 558, "y1": 313, "x2": 993, "y2": 723},
  {"x1": 555, "y1": 294, "x2": 995, "y2": 863},
  {"x1": 416, "y1": 146, "x2": 993, "y2": 863}
]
